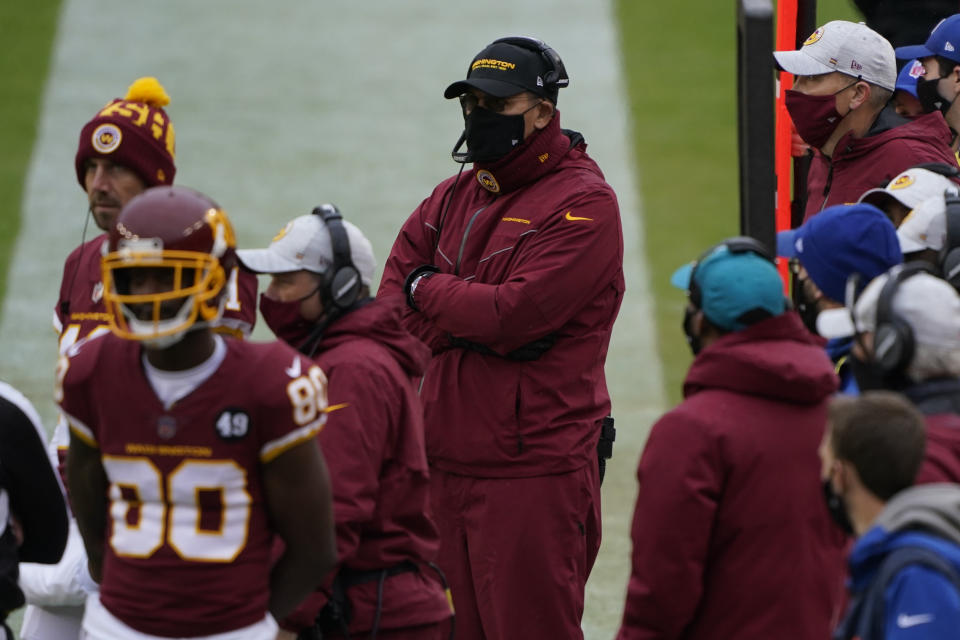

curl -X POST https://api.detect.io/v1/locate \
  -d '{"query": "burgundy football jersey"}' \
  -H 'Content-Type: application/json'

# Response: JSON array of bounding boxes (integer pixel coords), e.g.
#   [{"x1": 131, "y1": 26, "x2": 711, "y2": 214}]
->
[
  {"x1": 59, "y1": 334, "x2": 327, "y2": 637},
  {"x1": 54, "y1": 234, "x2": 257, "y2": 353}
]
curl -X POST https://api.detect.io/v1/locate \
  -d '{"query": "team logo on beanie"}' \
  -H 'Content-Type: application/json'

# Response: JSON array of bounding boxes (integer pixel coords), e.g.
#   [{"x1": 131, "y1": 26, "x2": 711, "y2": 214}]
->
[
  {"x1": 476, "y1": 170, "x2": 501, "y2": 193},
  {"x1": 804, "y1": 27, "x2": 824, "y2": 46},
  {"x1": 92, "y1": 124, "x2": 122, "y2": 154}
]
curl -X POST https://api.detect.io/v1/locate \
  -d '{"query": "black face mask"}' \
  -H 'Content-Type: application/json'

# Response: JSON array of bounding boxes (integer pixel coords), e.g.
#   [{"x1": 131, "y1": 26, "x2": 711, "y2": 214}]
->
[
  {"x1": 916, "y1": 75, "x2": 953, "y2": 115},
  {"x1": 822, "y1": 477, "x2": 855, "y2": 536},
  {"x1": 452, "y1": 106, "x2": 526, "y2": 164},
  {"x1": 683, "y1": 306, "x2": 703, "y2": 356},
  {"x1": 849, "y1": 354, "x2": 910, "y2": 392},
  {"x1": 796, "y1": 290, "x2": 821, "y2": 335}
]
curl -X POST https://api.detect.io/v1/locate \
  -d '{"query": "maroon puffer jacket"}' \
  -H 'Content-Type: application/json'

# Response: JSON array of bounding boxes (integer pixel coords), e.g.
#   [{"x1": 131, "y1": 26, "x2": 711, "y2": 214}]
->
[{"x1": 618, "y1": 312, "x2": 847, "y2": 640}]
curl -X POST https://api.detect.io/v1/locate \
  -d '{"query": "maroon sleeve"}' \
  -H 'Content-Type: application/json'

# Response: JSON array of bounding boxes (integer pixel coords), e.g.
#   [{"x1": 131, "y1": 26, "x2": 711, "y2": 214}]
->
[
  {"x1": 57, "y1": 338, "x2": 100, "y2": 447},
  {"x1": 279, "y1": 358, "x2": 393, "y2": 630},
  {"x1": 378, "y1": 193, "x2": 451, "y2": 353},
  {"x1": 254, "y1": 346, "x2": 327, "y2": 457},
  {"x1": 218, "y1": 266, "x2": 258, "y2": 338},
  {"x1": 54, "y1": 250, "x2": 79, "y2": 333},
  {"x1": 413, "y1": 190, "x2": 621, "y2": 353},
  {"x1": 619, "y1": 410, "x2": 722, "y2": 639}
]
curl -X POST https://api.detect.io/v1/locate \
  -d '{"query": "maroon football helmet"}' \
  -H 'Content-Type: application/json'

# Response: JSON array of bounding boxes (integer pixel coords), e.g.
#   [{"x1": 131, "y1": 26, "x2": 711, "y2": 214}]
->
[{"x1": 102, "y1": 186, "x2": 238, "y2": 346}]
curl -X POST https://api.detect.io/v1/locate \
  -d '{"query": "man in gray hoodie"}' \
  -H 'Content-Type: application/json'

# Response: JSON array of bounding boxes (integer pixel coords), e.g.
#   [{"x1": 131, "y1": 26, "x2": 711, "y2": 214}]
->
[{"x1": 821, "y1": 391, "x2": 960, "y2": 639}]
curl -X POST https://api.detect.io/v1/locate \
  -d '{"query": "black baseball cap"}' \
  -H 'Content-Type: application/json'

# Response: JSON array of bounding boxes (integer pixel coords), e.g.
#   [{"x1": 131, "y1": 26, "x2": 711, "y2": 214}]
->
[{"x1": 444, "y1": 39, "x2": 567, "y2": 103}]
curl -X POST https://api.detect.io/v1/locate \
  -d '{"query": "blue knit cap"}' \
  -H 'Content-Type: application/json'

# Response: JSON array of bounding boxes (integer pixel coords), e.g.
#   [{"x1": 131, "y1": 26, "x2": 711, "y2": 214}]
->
[
  {"x1": 777, "y1": 203, "x2": 902, "y2": 303},
  {"x1": 671, "y1": 245, "x2": 786, "y2": 331}
]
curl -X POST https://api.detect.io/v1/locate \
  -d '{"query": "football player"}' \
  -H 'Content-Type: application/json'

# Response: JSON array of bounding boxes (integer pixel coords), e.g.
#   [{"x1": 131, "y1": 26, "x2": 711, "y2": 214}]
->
[{"x1": 60, "y1": 186, "x2": 337, "y2": 640}]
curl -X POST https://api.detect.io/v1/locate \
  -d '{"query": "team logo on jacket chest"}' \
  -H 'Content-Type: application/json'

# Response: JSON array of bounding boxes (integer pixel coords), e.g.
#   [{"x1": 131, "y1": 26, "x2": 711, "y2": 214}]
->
[
  {"x1": 476, "y1": 170, "x2": 500, "y2": 193},
  {"x1": 215, "y1": 408, "x2": 250, "y2": 441}
]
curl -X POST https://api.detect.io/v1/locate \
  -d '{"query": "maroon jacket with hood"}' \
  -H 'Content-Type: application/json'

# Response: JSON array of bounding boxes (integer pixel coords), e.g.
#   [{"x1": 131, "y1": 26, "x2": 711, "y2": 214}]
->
[
  {"x1": 618, "y1": 313, "x2": 847, "y2": 640},
  {"x1": 282, "y1": 298, "x2": 450, "y2": 634},
  {"x1": 904, "y1": 378, "x2": 960, "y2": 485},
  {"x1": 804, "y1": 109, "x2": 956, "y2": 220},
  {"x1": 378, "y1": 114, "x2": 624, "y2": 477}
]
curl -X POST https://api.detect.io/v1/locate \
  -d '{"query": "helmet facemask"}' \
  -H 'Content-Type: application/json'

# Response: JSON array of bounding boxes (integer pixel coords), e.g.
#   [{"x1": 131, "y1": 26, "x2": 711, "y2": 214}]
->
[{"x1": 102, "y1": 238, "x2": 226, "y2": 348}]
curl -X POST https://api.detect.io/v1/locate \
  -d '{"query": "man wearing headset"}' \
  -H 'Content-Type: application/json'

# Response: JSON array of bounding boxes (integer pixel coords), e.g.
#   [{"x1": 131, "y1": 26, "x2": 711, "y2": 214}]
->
[
  {"x1": 777, "y1": 203, "x2": 903, "y2": 395},
  {"x1": 817, "y1": 264, "x2": 960, "y2": 484},
  {"x1": 238, "y1": 207, "x2": 452, "y2": 639},
  {"x1": 377, "y1": 36, "x2": 623, "y2": 639},
  {"x1": 618, "y1": 239, "x2": 846, "y2": 640}
]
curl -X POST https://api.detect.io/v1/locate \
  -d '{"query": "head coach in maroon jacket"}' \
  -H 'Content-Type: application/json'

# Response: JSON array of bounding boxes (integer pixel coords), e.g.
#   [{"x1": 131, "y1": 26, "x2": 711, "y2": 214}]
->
[{"x1": 377, "y1": 36, "x2": 624, "y2": 640}]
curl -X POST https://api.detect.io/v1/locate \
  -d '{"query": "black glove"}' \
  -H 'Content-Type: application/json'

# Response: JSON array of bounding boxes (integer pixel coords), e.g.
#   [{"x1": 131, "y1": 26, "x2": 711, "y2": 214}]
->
[{"x1": 403, "y1": 265, "x2": 440, "y2": 311}]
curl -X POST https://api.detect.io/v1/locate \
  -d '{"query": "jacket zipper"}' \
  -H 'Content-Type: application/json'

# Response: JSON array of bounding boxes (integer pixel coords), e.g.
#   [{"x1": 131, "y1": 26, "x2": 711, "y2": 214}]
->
[
  {"x1": 819, "y1": 157, "x2": 834, "y2": 213},
  {"x1": 455, "y1": 204, "x2": 490, "y2": 276}
]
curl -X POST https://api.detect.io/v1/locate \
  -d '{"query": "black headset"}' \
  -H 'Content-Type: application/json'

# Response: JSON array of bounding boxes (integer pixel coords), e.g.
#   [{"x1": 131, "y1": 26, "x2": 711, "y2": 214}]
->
[
  {"x1": 871, "y1": 261, "x2": 937, "y2": 374},
  {"x1": 941, "y1": 192, "x2": 960, "y2": 289},
  {"x1": 489, "y1": 36, "x2": 569, "y2": 97},
  {"x1": 310, "y1": 204, "x2": 361, "y2": 312}
]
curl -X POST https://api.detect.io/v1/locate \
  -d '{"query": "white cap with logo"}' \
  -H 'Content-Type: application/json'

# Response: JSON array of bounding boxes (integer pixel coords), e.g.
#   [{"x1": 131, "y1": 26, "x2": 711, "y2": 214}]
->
[
  {"x1": 859, "y1": 167, "x2": 959, "y2": 213},
  {"x1": 237, "y1": 213, "x2": 376, "y2": 286},
  {"x1": 773, "y1": 20, "x2": 896, "y2": 91},
  {"x1": 896, "y1": 195, "x2": 954, "y2": 254}
]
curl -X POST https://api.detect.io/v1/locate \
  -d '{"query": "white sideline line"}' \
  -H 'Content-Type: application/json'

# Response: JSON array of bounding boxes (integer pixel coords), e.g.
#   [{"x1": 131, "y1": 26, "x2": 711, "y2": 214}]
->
[{"x1": 0, "y1": 1, "x2": 664, "y2": 636}]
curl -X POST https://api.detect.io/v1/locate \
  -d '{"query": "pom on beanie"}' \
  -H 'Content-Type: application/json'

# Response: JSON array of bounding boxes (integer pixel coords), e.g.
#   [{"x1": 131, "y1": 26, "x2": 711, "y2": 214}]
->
[
  {"x1": 123, "y1": 77, "x2": 170, "y2": 107},
  {"x1": 75, "y1": 76, "x2": 176, "y2": 189}
]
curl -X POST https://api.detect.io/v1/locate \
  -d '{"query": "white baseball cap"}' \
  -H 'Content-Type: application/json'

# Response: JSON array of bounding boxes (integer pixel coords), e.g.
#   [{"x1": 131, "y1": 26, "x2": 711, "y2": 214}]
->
[
  {"x1": 817, "y1": 269, "x2": 960, "y2": 348},
  {"x1": 859, "y1": 168, "x2": 959, "y2": 213},
  {"x1": 897, "y1": 196, "x2": 952, "y2": 254},
  {"x1": 774, "y1": 20, "x2": 896, "y2": 91},
  {"x1": 237, "y1": 212, "x2": 376, "y2": 286}
]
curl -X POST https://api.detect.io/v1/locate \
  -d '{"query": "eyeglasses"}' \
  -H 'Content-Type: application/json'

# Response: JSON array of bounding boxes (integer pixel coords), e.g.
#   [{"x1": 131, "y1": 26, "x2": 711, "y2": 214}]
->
[{"x1": 459, "y1": 93, "x2": 537, "y2": 115}]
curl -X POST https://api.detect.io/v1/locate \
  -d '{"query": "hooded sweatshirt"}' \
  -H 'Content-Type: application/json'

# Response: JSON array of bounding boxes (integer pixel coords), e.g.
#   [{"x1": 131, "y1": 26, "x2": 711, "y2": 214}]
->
[
  {"x1": 281, "y1": 298, "x2": 451, "y2": 634},
  {"x1": 804, "y1": 108, "x2": 956, "y2": 220},
  {"x1": 618, "y1": 312, "x2": 847, "y2": 640},
  {"x1": 840, "y1": 484, "x2": 960, "y2": 639}
]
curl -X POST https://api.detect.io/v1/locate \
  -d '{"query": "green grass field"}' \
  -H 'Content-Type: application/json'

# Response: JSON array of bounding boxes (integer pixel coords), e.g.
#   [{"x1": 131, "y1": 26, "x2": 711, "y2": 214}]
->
[{"x1": 0, "y1": 0, "x2": 63, "y2": 305}]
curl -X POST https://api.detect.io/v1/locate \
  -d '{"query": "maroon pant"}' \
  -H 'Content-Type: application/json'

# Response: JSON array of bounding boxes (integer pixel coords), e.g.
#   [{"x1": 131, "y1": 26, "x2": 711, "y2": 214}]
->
[
  {"x1": 320, "y1": 621, "x2": 446, "y2": 639},
  {"x1": 430, "y1": 464, "x2": 601, "y2": 640}
]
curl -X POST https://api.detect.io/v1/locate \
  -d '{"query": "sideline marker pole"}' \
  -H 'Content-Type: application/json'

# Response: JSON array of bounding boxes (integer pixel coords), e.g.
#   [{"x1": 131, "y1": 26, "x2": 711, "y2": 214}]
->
[{"x1": 774, "y1": 0, "x2": 797, "y2": 291}]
